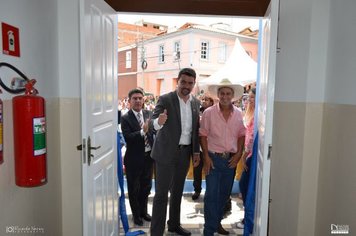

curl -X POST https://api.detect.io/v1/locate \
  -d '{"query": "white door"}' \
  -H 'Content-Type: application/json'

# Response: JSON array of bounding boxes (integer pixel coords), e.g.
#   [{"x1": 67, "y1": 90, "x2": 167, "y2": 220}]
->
[
  {"x1": 254, "y1": 0, "x2": 279, "y2": 235},
  {"x1": 79, "y1": 0, "x2": 118, "y2": 235}
]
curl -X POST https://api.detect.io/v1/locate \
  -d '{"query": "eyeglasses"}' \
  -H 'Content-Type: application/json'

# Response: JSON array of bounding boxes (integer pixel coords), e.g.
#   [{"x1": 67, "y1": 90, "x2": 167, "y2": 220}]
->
[{"x1": 241, "y1": 95, "x2": 255, "y2": 102}]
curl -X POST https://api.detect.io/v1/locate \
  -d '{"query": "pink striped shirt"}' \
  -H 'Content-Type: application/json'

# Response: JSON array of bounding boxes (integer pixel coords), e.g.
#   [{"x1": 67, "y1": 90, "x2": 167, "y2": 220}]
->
[{"x1": 199, "y1": 103, "x2": 246, "y2": 153}]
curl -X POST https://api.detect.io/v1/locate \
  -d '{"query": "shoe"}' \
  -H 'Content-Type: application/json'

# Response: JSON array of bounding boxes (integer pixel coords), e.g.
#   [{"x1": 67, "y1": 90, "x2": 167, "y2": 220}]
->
[
  {"x1": 141, "y1": 213, "x2": 151, "y2": 221},
  {"x1": 133, "y1": 216, "x2": 143, "y2": 226},
  {"x1": 217, "y1": 224, "x2": 230, "y2": 235},
  {"x1": 191, "y1": 191, "x2": 200, "y2": 200},
  {"x1": 236, "y1": 221, "x2": 244, "y2": 229},
  {"x1": 168, "y1": 225, "x2": 191, "y2": 236}
]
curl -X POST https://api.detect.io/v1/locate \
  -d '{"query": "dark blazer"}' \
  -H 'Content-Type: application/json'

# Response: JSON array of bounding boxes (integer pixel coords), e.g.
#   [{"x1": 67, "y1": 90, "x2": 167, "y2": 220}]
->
[
  {"x1": 151, "y1": 91, "x2": 200, "y2": 164},
  {"x1": 121, "y1": 109, "x2": 154, "y2": 168}
]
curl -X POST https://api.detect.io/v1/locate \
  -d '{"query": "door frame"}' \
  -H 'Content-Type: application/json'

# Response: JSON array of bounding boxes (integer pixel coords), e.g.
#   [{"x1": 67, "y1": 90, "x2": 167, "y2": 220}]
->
[{"x1": 79, "y1": 0, "x2": 279, "y2": 234}]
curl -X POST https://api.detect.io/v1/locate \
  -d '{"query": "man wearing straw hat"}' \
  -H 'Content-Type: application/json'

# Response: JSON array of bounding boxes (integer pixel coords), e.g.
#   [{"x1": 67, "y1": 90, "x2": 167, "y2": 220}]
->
[{"x1": 200, "y1": 78, "x2": 246, "y2": 236}]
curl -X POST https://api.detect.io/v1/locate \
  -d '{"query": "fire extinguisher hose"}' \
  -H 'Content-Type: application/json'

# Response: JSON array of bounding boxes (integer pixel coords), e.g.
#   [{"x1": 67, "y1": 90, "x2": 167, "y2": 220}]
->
[{"x1": 0, "y1": 62, "x2": 30, "y2": 94}]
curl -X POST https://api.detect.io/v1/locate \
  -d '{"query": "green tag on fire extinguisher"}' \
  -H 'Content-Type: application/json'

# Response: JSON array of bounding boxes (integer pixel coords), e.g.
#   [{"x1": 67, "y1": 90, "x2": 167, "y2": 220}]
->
[{"x1": 33, "y1": 117, "x2": 46, "y2": 156}]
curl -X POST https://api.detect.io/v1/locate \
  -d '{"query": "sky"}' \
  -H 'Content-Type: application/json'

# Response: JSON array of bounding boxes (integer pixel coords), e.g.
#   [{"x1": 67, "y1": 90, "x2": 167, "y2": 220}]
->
[{"x1": 118, "y1": 13, "x2": 260, "y2": 32}]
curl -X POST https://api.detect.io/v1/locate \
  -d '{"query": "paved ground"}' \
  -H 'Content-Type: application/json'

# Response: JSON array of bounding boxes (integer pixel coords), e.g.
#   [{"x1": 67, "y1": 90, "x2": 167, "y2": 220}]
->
[{"x1": 119, "y1": 193, "x2": 244, "y2": 235}]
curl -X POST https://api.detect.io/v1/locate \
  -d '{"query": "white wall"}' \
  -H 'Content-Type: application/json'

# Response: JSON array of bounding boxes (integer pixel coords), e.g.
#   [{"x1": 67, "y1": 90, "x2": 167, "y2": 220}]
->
[
  {"x1": 57, "y1": 0, "x2": 83, "y2": 235},
  {"x1": 58, "y1": 0, "x2": 81, "y2": 98},
  {"x1": 315, "y1": 1, "x2": 356, "y2": 235},
  {"x1": 0, "y1": 0, "x2": 61, "y2": 235},
  {"x1": 271, "y1": 0, "x2": 356, "y2": 235},
  {"x1": 325, "y1": 1, "x2": 356, "y2": 105},
  {"x1": 275, "y1": 0, "x2": 329, "y2": 103},
  {"x1": 0, "y1": 0, "x2": 59, "y2": 99}
]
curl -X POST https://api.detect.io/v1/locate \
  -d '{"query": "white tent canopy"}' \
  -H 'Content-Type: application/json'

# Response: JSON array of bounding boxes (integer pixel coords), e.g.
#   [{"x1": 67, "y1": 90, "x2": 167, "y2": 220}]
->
[{"x1": 198, "y1": 38, "x2": 257, "y2": 94}]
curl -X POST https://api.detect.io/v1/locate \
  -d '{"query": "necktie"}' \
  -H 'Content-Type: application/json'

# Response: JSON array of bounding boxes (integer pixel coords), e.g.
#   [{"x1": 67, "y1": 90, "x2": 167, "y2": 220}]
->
[
  {"x1": 137, "y1": 113, "x2": 150, "y2": 151},
  {"x1": 137, "y1": 112, "x2": 143, "y2": 127}
]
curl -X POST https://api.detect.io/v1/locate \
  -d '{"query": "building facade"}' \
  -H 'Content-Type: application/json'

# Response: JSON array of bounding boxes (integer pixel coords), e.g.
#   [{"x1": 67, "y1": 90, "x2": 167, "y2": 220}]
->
[
  {"x1": 117, "y1": 22, "x2": 166, "y2": 99},
  {"x1": 118, "y1": 22, "x2": 258, "y2": 98}
]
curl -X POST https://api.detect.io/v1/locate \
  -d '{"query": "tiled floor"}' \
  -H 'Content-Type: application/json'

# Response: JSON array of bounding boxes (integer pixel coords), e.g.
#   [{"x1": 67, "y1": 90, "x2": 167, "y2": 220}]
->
[{"x1": 120, "y1": 193, "x2": 244, "y2": 235}]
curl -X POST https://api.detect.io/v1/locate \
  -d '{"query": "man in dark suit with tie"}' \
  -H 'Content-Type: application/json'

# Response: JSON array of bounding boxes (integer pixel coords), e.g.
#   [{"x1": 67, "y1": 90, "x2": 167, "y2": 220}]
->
[
  {"x1": 121, "y1": 88, "x2": 155, "y2": 226},
  {"x1": 150, "y1": 68, "x2": 201, "y2": 236}
]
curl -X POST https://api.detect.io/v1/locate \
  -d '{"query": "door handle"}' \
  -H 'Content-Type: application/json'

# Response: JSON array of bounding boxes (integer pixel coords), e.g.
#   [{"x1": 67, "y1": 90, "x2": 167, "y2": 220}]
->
[
  {"x1": 87, "y1": 136, "x2": 101, "y2": 166},
  {"x1": 268, "y1": 144, "x2": 272, "y2": 160},
  {"x1": 76, "y1": 138, "x2": 87, "y2": 164},
  {"x1": 90, "y1": 145, "x2": 101, "y2": 150},
  {"x1": 76, "y1": 144, "x2": 83, "y2": 150}
]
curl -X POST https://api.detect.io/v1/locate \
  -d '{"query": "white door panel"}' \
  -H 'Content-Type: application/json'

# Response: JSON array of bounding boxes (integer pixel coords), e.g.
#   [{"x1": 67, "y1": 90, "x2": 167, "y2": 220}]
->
[
  {"x1": 254, "y1": 0, "x2": 279, "y2": 235},
  {"x1": 80, "y1": 0, "x2": 118, "y2": 235}
]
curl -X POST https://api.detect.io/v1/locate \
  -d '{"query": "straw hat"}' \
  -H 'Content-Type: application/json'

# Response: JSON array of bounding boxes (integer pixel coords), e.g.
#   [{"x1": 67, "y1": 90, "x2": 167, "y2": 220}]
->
[{"x1": 207, "y1": 78, "x2": 244, "y2": 100}]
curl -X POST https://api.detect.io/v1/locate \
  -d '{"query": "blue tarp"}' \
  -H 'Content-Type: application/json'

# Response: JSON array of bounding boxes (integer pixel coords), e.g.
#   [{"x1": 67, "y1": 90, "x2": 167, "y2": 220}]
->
[
  {"x1": 117, "y1": 131, "x2": 145, "y2": 236},
  {"x1": 243, "y1": 18, "x2": 263, "y2": 236},
  {"x1": 243, "y1": 132, "x2": 258, "y2": 236}
]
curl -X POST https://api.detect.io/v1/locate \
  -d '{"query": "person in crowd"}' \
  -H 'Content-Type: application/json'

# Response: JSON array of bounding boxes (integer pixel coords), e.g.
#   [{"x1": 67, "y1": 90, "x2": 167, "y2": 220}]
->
[
  {"x1": 191, "y1": 94, "x2": 214, "y2": 201},
  {"x1": 117, "y1": 110, "x2": 126, "y2": 148},
  {"x1": 200, "y1": 78, "x2": 245, "y2": 236},
  {"x1": 150, "y1": 68, "x2": 201, "y2": 236},
  {"x1": 121, "y1": 88, "x2": 155, "y2": 226},
  {"x1": 121, "y1": 98, "x2": 130, "y2": 115},
  {"x1": 241, "y1": 93, "x2": 249, "y2": 112},
  {"x1": 236, "y1": 87, "x2": 256, "y2": 229}
]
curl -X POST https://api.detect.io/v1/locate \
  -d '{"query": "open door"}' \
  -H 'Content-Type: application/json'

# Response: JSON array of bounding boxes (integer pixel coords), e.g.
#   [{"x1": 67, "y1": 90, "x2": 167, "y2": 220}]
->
[
  {"x1": 79, "y1": 0, "x2": 118, "y2": 235},
  {"x1": 254, "y1": 0, "x2": 279, "y2": 235}
]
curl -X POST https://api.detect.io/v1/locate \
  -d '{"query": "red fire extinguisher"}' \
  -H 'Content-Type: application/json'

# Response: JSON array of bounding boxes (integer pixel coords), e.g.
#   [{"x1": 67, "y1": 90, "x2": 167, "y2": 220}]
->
[{"x1": 13, "y1": 79, "x2": 46, "y2": 187}]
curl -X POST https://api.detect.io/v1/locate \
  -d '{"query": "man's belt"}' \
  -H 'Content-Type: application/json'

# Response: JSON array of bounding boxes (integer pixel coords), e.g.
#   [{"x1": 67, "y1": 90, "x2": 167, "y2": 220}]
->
[
  {"x1": 211, "y1": 151, "x2": 235, "y2": 159},
  {"x1": 178, "y1": 144, "x2": 191, "y2": 149}
]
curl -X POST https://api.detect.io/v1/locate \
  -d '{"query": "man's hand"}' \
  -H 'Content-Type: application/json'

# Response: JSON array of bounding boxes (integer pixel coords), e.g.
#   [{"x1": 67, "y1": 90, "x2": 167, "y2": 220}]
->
[
  {"x1": 192, "y1": 153, "x2": 200, "y2": 167},
  {"x1": 228, "y1": 153, "x2": 241, "y2": 169},
  {"x1": 203, "y1": 154, "x2": 214, "y2": 175},
  {"x1": 158, "y1": 109, "x2": 168, "y2": 126}
]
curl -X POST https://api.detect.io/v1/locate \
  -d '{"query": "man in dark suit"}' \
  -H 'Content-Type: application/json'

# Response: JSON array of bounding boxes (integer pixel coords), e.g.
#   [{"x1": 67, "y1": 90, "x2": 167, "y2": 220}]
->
[
  {"x1": 121, "y1": 88, "x2": 155, "y2": 226},
  {"x1": 150, "y1": 68, "x2": 201, "y2": 236}
]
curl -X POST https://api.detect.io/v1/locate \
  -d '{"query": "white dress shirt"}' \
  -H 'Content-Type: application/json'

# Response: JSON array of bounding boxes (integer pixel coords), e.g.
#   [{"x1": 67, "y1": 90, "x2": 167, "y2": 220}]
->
[
  {"x1": 153, "y1": 93, "x2": 193, "y2": 145},
  {"x1": 177, "y1": 94, "x2": 193, "y2": 145}
]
